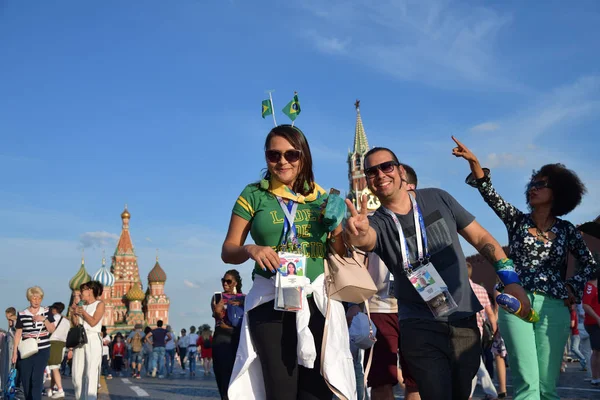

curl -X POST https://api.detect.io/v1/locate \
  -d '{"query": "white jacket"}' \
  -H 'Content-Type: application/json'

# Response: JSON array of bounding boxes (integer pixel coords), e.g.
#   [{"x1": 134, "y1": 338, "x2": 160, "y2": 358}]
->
[{"x1": 228, "y1": 274, "x2": 356, "y2": 400}]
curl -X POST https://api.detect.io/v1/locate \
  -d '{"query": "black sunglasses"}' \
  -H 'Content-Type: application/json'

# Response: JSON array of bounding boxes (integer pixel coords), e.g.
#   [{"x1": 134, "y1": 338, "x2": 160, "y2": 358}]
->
[
  {"x1": 221, "y1": 278, "x2": 233, "y2": 285},
  {"x1": 265, "y1": 149, "x2": 301, "y2": 163},
  {"x1": 527, "y1": 180, "x2": 550, "y2": 191},
  {"x1": 364, "y1": 161, "x2": 399, "y2": 178}
]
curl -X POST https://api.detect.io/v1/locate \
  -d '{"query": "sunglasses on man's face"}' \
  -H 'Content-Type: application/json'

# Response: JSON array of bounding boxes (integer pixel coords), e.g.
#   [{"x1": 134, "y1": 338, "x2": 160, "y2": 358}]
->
[
  {"x1": 265, "y1": 149, "x2": 301, "y2": 163},
  {"x1": 364, "y1": 161, "x2": 399, "y2": 179},
  {"x1": 527, "y1": 180, "x2": 550, "y2": 191},
  {"x1": 221, "y1": 278, "x2": 233, "y2": 285}
]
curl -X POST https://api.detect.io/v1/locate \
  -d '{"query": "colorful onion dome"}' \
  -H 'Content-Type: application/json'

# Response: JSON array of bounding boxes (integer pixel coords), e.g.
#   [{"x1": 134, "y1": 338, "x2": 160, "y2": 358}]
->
[
  {"x1": 148, "y1": 256, "x2": 167, "y2": 283},
  {"x1": 126, "y1": 284, "x2": 145, "y2": 302},
  {"x1": 121, "y1": 205, "x2": 131, "y2": 219},
  {"x1": 69, "y1": 257, "x2": 92, "y2": 291},
  {"x1": 92, "y1": 255, "x2": 115, "y2": 287}
]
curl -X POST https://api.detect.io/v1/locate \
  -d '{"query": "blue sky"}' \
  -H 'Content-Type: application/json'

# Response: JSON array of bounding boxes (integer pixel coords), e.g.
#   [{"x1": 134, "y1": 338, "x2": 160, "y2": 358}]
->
[{"x1": 1, "y1": 0, "x2": 599, "y2": 331}]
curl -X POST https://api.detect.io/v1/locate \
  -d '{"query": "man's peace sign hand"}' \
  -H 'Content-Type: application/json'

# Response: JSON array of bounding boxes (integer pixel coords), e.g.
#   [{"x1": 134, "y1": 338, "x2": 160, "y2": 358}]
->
[{"x1": 344, "y1": 195, "x2": 371, "y2": 239}]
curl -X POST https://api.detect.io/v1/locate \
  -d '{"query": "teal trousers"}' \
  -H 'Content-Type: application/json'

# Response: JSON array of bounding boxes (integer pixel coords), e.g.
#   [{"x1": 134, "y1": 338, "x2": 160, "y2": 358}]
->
[{"x1": 498, "y1": 291, "x2": 570, "y2": 400}]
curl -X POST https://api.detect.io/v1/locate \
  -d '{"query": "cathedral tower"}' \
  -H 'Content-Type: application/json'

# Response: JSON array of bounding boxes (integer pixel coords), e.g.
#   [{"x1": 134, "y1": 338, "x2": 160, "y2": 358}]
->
[
  {"x1": 110, "y1": 206, "x2": 142, "y2": 325},
  {"x1": 145, "y1": 255, "x2": 170, "y2": 325}
]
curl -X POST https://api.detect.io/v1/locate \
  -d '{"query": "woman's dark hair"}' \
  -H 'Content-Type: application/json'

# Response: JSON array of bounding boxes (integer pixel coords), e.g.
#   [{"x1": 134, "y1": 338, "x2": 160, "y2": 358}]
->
[
  {"x1": 144, "y1": 326, "x2": 152, "y2": 335},
  {"x1": 225, "y1": 269, "x2": 243, "y2": 293},
  {"x1": 263, "y1": 125, "x2": 315, "y2": 196},
  {"x1": 80, "y1": 281, "x2": 104, "y2": 298},
  {"x1": 363, "y1": 147, "x2": 401, "y2": 169},
  {"x1": 526, "y1": 163, "x2": 586, "y2": 216}
]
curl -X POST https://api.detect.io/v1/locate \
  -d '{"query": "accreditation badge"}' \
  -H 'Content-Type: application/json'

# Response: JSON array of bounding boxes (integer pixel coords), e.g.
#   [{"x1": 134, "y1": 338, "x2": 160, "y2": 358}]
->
[
  {"x1": 387, "y1": 272, "x2": 395, "y2": 297},
  {"x1": 407, "y1": 263, "x2": 458, "y2": 318},
  {"x1": 274, "y1": 252, "x2": 308, "y2": 312}
]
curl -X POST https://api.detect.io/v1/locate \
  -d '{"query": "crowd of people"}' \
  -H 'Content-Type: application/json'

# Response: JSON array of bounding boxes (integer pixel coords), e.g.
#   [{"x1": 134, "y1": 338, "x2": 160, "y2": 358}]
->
[
  {"x1": 1, "y1": 124, "x2": 599, "y2": 400},
  {"x1": 219, "y1": 124, "x2": 598, "y2": 400},
  {"x1": 0, "y1": 280, "x2": 224, "y2": 400}
]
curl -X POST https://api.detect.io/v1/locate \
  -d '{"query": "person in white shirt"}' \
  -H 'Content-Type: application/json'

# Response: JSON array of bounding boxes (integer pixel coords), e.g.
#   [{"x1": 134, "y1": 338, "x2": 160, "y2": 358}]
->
[
  {"x1": 70, "y1": 281, "x2": 105, "y2": 400},
  {"x1": 165, "y1": 325, "x2": 177, "y2": 376},
  {"x1": 186, "y1": 326, "x2": 199, "y2": 377},
  {"x1": 177, "y1": 329, "x2": 189, "y2": 375},
  {"x1": 46, "y1": 302, "x2": 69, "y2": 399}
]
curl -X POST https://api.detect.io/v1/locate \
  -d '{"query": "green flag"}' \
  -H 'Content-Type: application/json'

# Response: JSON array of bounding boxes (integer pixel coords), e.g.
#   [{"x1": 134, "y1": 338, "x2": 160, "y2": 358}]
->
[
  {"x1": 262, "y1": 99, "x2": 273, "y2": 119},
  {"x1": 282, "y1": 93, "x2": 301, "y2": 121}
]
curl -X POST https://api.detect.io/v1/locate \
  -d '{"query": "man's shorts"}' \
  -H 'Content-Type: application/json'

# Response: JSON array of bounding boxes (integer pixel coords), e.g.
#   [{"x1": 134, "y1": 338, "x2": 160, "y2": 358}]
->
[
  {"x1": 48, "y1": 341, "x2": 65, "y2": 370},
  {"x1": 131, "y1": 352, "x2": 143, "y2": 365},
  {"x1": 364, "y1": 313, "x2": 417, "y2": 390},
  {"x1": 585, "y1": 324, "x2": 600, "y2": 350}
]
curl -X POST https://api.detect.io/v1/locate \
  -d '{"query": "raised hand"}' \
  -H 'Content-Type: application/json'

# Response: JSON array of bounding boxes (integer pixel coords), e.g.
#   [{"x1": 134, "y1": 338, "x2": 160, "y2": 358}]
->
[
  {"x1": 244, "y1": 244, "x2": 281, "y2": 273},
  {"x1": 344, "y1": 195, "x2": 371, "y2": 239},
  {"x1": 451, "y1": 136, "x2": 478, "y2": 163}
]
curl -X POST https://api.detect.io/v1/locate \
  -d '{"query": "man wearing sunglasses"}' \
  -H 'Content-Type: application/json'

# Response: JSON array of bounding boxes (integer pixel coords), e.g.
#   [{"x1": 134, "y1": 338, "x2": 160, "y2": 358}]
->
[{"x1": 344, "y1": 147, "x2": 530, "y2": 400}]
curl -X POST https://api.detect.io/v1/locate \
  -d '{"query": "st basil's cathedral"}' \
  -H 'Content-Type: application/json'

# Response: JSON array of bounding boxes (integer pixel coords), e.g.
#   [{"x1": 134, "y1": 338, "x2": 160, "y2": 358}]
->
[{"x1": 68, "y1": 207, "x2": 170, "y2": 334}]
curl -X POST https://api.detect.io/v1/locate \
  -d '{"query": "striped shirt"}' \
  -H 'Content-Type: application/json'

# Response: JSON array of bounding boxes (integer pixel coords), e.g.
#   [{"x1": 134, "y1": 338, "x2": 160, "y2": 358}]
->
[
  {"x1": 16, "y1": 307, "x2": 55, "y2": 350},
  {"x1": 469, "y1": 280, "x2": 490, "y2": 337}
]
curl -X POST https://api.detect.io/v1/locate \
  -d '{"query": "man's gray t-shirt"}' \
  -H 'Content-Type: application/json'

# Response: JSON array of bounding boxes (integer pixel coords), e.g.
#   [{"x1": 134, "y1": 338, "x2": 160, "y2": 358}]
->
[{"x1": 370, "y1": 188, "x2": 483, "y2": 322}]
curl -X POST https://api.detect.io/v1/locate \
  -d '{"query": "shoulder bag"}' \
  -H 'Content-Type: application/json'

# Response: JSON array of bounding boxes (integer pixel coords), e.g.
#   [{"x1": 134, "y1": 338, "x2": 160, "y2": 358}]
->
[
  {"x1": 323, "y1": 240, "x2": 377, "y2": 303},
  {"x1": 66, "y1": 325, "x2": 88, "y2": 349},
  {"x1": 18, "y1": 323, "x2": 44, "y2": 359}
]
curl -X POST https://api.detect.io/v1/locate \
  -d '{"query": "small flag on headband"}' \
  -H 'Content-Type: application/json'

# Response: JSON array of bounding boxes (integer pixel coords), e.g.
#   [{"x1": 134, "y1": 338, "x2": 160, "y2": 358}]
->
[
  {"x1": 282, "y1": 92, "x2": 301, "y2": 121},
  {"x1": 262, "y1": 99, "x2": 273, "y2": 119}
]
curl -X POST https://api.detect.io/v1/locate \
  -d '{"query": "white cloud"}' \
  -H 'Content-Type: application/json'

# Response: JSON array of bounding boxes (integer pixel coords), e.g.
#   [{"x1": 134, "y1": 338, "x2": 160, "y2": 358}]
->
[
  {"x1": 484, "y1": 152, "x2": 525, "y2": 168},
  {"x1": 183, "y1": 280, "x2": 199, "y2": 289},
  {"x1": 299, "y1": 0, "x2": 518, "y2": 88},
  {"x1": 470, "y1": 122, "x2": 500, "y2": 132},
  {"x1": 79, "y1": 231, "x2": 119, "y2": 249},
  {"x1": 307, "y1": 32, "x2": 350, "y2": 54}
]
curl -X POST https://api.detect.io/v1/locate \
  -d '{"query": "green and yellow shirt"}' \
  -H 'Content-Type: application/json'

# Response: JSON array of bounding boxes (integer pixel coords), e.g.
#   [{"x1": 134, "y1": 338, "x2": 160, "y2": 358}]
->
[{"x1": 233, "y1": 183, "x2": 330, "y2": 282}]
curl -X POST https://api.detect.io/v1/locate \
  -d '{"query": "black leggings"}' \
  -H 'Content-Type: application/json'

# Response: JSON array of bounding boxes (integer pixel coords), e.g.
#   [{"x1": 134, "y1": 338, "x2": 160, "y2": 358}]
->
[
  {"x1": 248, "y1": 298, "x2": 332, "y2": 400},
  {"x1": 213, "y1": 337, "x2": 237, "y2": 400}
]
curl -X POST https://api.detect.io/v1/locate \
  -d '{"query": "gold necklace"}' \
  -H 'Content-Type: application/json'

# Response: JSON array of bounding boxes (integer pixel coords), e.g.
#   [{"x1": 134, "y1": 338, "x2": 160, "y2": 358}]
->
[{"x1": 535, "y1": 228, "x2": 550, "y2": 241}]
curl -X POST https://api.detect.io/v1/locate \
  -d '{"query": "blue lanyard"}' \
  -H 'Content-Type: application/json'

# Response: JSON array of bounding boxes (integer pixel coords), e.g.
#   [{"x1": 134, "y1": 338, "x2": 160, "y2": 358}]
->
[
  {"x1": 277, "y1": 197, "x2": 299, "y2": 248},
  {"x1": 383, "y1": 193, "x2": 430, "y2": 273}
]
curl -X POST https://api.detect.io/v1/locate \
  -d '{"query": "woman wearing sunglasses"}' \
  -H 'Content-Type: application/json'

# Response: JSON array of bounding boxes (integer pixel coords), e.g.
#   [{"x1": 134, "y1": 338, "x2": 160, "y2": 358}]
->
[
  {"x1": 211, "y1": 269, "x2": 244, "y2": 397},
  {"x1": 452, "y1": 136, "x2": 597, "y2": 400},
  {"x1": 223, "y1": 125, "x2": 352, "y2": 400}
]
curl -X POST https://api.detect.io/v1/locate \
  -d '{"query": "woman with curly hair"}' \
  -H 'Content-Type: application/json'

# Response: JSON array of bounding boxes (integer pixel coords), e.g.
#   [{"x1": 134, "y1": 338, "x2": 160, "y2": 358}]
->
[{"x1": 452, "y1": 136, "x2": 597, "y2": 400}]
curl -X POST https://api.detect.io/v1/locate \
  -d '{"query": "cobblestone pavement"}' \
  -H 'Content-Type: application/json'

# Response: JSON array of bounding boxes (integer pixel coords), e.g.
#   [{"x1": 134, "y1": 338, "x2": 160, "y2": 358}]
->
[{"x1": 53, "y1": 360, "x2": 600, "y2": 399}]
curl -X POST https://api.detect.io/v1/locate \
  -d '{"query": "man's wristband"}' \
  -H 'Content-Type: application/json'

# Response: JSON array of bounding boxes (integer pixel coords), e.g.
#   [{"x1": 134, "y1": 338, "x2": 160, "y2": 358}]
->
[{"x1": 494, "y1": 258, "x2": 522, "y2": 286}]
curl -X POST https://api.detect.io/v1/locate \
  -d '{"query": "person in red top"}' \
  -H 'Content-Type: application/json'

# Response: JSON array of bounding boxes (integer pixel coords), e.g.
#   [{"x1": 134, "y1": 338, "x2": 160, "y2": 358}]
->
[
  {"x1": 569, "y1": 305, "x2": 587, "y2": 370},
  {"x1": 112, "y1": 334, "x2": 126, "y2": 377},
  {"x1": 199, "y1": 326, "x2": 213, "y2": 376},
  {"x1": 583, "y1": 278, "x2": 600, "y2": 385}
]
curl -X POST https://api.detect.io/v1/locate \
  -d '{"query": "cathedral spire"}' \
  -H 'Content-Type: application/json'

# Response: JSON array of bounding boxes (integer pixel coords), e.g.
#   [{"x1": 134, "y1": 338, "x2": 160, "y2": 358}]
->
[
  {"x1": 353, "y1": 100, "x2": 369, "y2": 155},
  {"x1": 115, "y1": 206, "x2": 135, "y2": 256}
]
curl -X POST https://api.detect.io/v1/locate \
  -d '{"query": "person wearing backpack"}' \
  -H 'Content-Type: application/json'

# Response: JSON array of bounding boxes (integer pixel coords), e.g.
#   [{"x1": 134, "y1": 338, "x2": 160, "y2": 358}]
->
[
  {"x1": 199, "y1": 326, "x2": 213, "y2": 376},
  {"x1": 211, "y1": 270, "x2": 245, "y2": 399},
  {"x1": 126, "y1": 324, "x2": 145, "y2": 379}
]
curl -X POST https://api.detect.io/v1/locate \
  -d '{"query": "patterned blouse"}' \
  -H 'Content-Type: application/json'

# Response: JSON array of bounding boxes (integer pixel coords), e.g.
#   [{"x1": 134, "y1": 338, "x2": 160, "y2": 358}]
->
[{"x1": 474, "y1": 176, "x2": 597, "y2": 301}]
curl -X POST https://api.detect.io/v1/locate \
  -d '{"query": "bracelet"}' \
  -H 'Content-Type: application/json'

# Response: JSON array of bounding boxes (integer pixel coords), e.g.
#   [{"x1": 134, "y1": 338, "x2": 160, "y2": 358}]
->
[{"x1": 494, "y1": 258, "x2": 522, "y2": 286}]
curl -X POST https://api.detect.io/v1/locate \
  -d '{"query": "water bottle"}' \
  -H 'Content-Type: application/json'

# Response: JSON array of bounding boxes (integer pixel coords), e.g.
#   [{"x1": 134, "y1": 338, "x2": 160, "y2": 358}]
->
[{"x1": 496, "y1": 293, "x2": 539, "y2": 323}]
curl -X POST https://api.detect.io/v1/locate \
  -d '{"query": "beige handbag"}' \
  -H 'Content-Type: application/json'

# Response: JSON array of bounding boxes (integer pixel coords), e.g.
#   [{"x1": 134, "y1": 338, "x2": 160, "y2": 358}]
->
[{"x1": 323, "y1": 242, "x2": 377, "y2": 303}]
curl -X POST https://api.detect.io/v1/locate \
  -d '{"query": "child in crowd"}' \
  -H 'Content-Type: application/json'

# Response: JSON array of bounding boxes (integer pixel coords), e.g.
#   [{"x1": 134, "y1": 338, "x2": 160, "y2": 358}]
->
[{"x1": 112, "y1": 334, "x2": 126, "y2": 377}]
